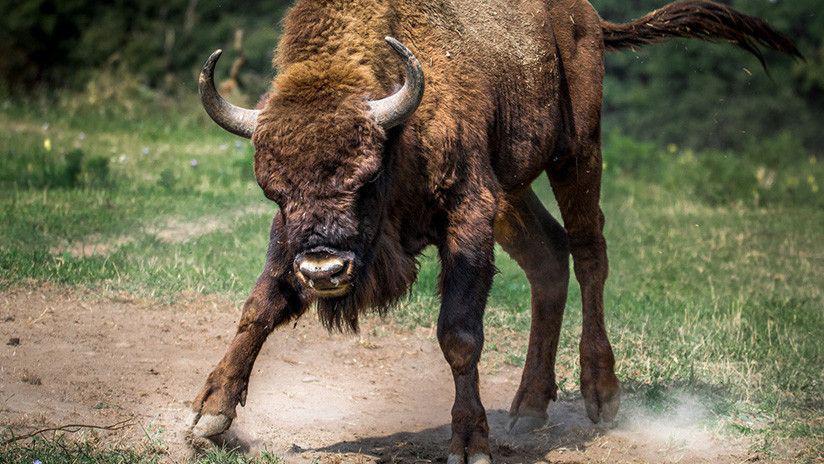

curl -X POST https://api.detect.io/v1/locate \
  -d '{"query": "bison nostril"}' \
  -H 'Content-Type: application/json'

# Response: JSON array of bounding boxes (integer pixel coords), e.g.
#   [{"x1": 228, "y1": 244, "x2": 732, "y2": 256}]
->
[
  {"x1": 299, "y1": 257, "x2": 345, "y2": 278},
  {"x1": 295, "y1": 250, "x2": 354, "y2": 293}
]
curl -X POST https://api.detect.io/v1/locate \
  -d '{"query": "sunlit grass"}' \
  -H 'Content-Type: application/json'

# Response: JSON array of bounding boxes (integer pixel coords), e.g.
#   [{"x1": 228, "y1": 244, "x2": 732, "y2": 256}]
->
[{"x1": 0, "y1": 435, "x2": 284, "y2": 464}]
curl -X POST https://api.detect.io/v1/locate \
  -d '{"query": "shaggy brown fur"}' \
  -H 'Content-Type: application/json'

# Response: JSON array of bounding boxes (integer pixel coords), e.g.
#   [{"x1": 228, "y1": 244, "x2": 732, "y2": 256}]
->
[{"x1": 191, "y1": 1, "x2": 798, "y2": 461}]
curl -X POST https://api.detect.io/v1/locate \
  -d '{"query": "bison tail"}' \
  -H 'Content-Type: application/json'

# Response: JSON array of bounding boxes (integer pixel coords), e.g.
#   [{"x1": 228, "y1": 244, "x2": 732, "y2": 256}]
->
[{"x1": 601, "y1": 0, "x2": 802, "y2": 67}]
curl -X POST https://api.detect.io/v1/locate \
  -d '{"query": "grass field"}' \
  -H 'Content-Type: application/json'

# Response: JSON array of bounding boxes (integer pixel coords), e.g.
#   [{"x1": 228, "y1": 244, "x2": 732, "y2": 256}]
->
[{"x1": 0, "y1": 87, "x2": 822, "y2": 462}]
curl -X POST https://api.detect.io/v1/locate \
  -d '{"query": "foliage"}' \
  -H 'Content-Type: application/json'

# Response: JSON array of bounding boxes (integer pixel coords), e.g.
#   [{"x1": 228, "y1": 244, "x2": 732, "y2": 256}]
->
[
  {"x1": 2, "y1": 1, "x2": 821, "y2": 152},
  {"x1": 0, "y1": 0, "x2": 292, "y2": 95}
]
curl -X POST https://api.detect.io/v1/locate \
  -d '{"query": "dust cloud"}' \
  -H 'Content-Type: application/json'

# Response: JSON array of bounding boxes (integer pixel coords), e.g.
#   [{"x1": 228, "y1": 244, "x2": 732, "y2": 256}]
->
[{"x1": 608, "y1": 393, "x2": 743, "y2": 462}]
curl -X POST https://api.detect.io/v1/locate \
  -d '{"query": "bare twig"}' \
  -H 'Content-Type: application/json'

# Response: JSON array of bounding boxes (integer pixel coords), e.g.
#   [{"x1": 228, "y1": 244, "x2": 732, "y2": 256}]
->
[
  {"x1": 1, "y1": 417, "x2": 135, "y2": 446},
  {"x1": 29, "y1": 307, "x2": 51, "y2": 325}
]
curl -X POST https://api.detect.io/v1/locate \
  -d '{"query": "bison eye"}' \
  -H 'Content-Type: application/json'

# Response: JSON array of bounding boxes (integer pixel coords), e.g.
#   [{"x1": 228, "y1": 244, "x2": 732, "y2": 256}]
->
[{"x1": 366, "y1": 169, "x2": 383, "y2": 184}]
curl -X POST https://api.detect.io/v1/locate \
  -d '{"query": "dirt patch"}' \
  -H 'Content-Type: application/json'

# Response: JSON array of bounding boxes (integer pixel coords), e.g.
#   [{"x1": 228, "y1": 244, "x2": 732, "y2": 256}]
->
[
  {"x1": 54, "y1": 234, "x2": 137, "y2": 258},
  {"x1": 51, "y1": 204, "x2": 272, "y2": 257},
  {"x1": 147, "y1": 204, "x2": 271, "y2": 244},
  {"x1": 0, "y1": 285, "x2": 752, "y2": 463}
]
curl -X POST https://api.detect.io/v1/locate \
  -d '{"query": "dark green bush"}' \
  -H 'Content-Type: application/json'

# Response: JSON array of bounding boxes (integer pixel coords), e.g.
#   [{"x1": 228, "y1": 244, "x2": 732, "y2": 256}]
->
[
  {"x1": 0, "y1": 146, "x2": 113, "y2": 190},
  {"x1": 82, "y1": 154, "x2": 111, "y2": 187},
  {"x1": 0, "y1": 0, "x2": 289, "y2": 96},
  {"x1": 64, "y1": 149, "x2": 84, "y2": 186},
  {"x1": 157, "y1": 167, "x2": 177, "y2": 191}
]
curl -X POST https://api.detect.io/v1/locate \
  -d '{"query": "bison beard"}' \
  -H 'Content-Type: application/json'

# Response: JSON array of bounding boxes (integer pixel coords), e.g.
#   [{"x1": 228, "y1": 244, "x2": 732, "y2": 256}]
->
[
  {"x1": 315, "y1": 229, "x2": 418, "y2": 332},
  {"x1": 190, "y1": 0, "x2": 800, "y2": 461}
]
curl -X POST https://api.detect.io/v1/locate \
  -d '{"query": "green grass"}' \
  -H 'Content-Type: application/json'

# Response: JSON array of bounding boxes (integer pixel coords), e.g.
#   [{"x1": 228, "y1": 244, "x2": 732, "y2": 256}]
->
[
  {"x1": 0, "y1": 435, "x2": 284, "y2": 464},
  {"x1": 0, "y1": 88, "x2": 821, "y2": 462}
]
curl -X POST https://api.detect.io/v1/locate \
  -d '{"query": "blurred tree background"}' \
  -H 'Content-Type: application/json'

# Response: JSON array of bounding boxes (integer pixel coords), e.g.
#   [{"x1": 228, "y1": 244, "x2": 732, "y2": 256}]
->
[
  {"x1": 0, "y1": 0, "x2": 820, "y2": 152},
  {"x1": 0, "y1": 0, "x2": 292, "y2": 95}
]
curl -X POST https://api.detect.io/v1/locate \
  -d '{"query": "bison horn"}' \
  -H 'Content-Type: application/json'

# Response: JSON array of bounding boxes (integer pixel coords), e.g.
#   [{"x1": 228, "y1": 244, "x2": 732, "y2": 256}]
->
[
  {"x1": 198, "y1": 50, "x2": 260, "y2": 139},
  {"x1": 368, "y1": 37, "x2": 425, "y2": 129}
]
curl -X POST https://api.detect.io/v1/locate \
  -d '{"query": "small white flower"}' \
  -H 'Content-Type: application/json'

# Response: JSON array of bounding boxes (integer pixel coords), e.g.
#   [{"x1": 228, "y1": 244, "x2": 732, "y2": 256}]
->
[{"x1": 190, "y1": 159, "x2": 199, "y2": 167}]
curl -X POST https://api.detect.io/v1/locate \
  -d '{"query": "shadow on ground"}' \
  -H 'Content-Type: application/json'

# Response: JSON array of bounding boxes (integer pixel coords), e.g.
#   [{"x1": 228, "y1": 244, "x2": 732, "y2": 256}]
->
[{"x1": 301, "y1": 405, "x2": 609, "y2": 463}]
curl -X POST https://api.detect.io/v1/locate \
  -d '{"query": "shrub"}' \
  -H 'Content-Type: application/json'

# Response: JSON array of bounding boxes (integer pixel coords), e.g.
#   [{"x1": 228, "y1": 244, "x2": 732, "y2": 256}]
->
[
  {"x1": 81, "y1": 154, "x2": 111, "y2": 187},
  {"x1": 157, "y1": 168, "x2": 177, "y2": 191},
  {"x1": 0, "y1": 146, "x2": 113, "y2": 190}
]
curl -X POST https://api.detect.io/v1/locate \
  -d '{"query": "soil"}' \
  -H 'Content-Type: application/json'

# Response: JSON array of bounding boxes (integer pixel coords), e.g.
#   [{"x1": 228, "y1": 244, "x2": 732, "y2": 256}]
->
[
  {"x1": 51, "y1": 204, "x2": 272, "y2": 258},
  {"x1": 0, "y1": 284, "x2": 751, "y2": 463}
]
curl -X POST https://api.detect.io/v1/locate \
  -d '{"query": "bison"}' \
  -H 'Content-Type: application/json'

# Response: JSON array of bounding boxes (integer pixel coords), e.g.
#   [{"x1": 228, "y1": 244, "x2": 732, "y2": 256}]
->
[{"x1": 188, "y1": 1, "x2": 799, "y2": 461}]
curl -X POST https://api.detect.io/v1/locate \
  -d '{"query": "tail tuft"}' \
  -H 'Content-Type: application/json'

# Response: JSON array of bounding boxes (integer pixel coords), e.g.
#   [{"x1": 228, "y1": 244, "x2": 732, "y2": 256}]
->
[{"x1": 602, "y1": 0, "x2": 802, "y2": 67}]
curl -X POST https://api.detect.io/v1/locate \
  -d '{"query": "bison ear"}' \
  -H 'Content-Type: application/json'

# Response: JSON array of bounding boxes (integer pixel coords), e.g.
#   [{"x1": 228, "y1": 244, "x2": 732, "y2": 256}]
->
[
  {"x1": 368, "y1": 37, "x2": 425, "y2": 130},
  {"x1": 198, "y1": 50, "x2": 261, "y2": 139}
]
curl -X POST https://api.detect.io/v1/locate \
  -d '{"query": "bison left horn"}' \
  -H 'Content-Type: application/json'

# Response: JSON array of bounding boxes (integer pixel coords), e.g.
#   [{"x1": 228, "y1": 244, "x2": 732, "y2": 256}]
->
[
  {"x1": 198, "y1": 49, "x2": 260, "y2": 139},
  {"x1": 199, "y1": 37, "x2": 423, "y2": 137},
  {"x1": 368, "y1": 37, "x2": 425, "y2": 129}
]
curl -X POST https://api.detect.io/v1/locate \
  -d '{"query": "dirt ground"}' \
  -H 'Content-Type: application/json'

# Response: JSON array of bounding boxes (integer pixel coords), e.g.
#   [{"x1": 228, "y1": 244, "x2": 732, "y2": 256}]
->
[{"x1": 0, "y1": 285, "x2": 751, "y2": 463}]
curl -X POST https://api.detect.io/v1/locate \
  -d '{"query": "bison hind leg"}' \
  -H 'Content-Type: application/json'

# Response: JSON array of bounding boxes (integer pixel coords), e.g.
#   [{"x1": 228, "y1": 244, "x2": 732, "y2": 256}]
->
[{"x1": 495, "y1": 189, "x2": 570, "y2": 433}]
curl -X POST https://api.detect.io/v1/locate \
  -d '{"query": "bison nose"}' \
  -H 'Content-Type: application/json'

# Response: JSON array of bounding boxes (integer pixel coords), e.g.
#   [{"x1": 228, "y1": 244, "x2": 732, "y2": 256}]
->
[{"x1": 294, "y1": 249, "x2": 355, "y2": 297}]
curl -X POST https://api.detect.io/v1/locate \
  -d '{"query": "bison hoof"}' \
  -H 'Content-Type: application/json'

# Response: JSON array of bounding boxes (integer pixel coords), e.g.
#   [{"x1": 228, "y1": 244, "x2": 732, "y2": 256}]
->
[
  {"x1": 188, "y1": 412, "x2": 232, "y2": 441},
  {"x1": 468, "y1": 453, "x2": 493, "y2": 464},
  {"x1": 507, "y1": 414, "x2": 547, "y2": 435},
  {"x1": 584, "y1": 389, "x2": 620, "y2": 424},
  {"x1": 447, "y1": 454, "x2": 465, "y2": 464},
  {"x1": 447, "y1": 452, "x2": 492, "y2": 464}
]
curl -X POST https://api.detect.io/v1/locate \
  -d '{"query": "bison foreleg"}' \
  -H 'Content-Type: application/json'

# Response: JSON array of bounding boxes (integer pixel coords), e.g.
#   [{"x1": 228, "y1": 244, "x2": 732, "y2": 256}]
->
[
  {"x1": 189, "y1": 216, "x2": 304, "y2": 446},
  {"x1": 437, "y1": 194, "x2": 496, "y2": 464}
]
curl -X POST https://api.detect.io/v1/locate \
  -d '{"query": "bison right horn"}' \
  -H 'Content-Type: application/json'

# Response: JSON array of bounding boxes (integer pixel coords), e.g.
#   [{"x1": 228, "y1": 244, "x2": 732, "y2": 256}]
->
[
  {"x1": 198, "y1": 50, "x2": 260, "y2": 139},
  {"x1": 368, "y1": 37, "x2": 425, "y2": 130}
]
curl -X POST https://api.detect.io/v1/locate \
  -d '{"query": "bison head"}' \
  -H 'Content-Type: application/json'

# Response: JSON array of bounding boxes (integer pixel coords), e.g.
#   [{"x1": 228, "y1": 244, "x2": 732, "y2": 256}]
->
[{"x1": 198, "y1": 38, "x2": 424, "y2": 316}]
